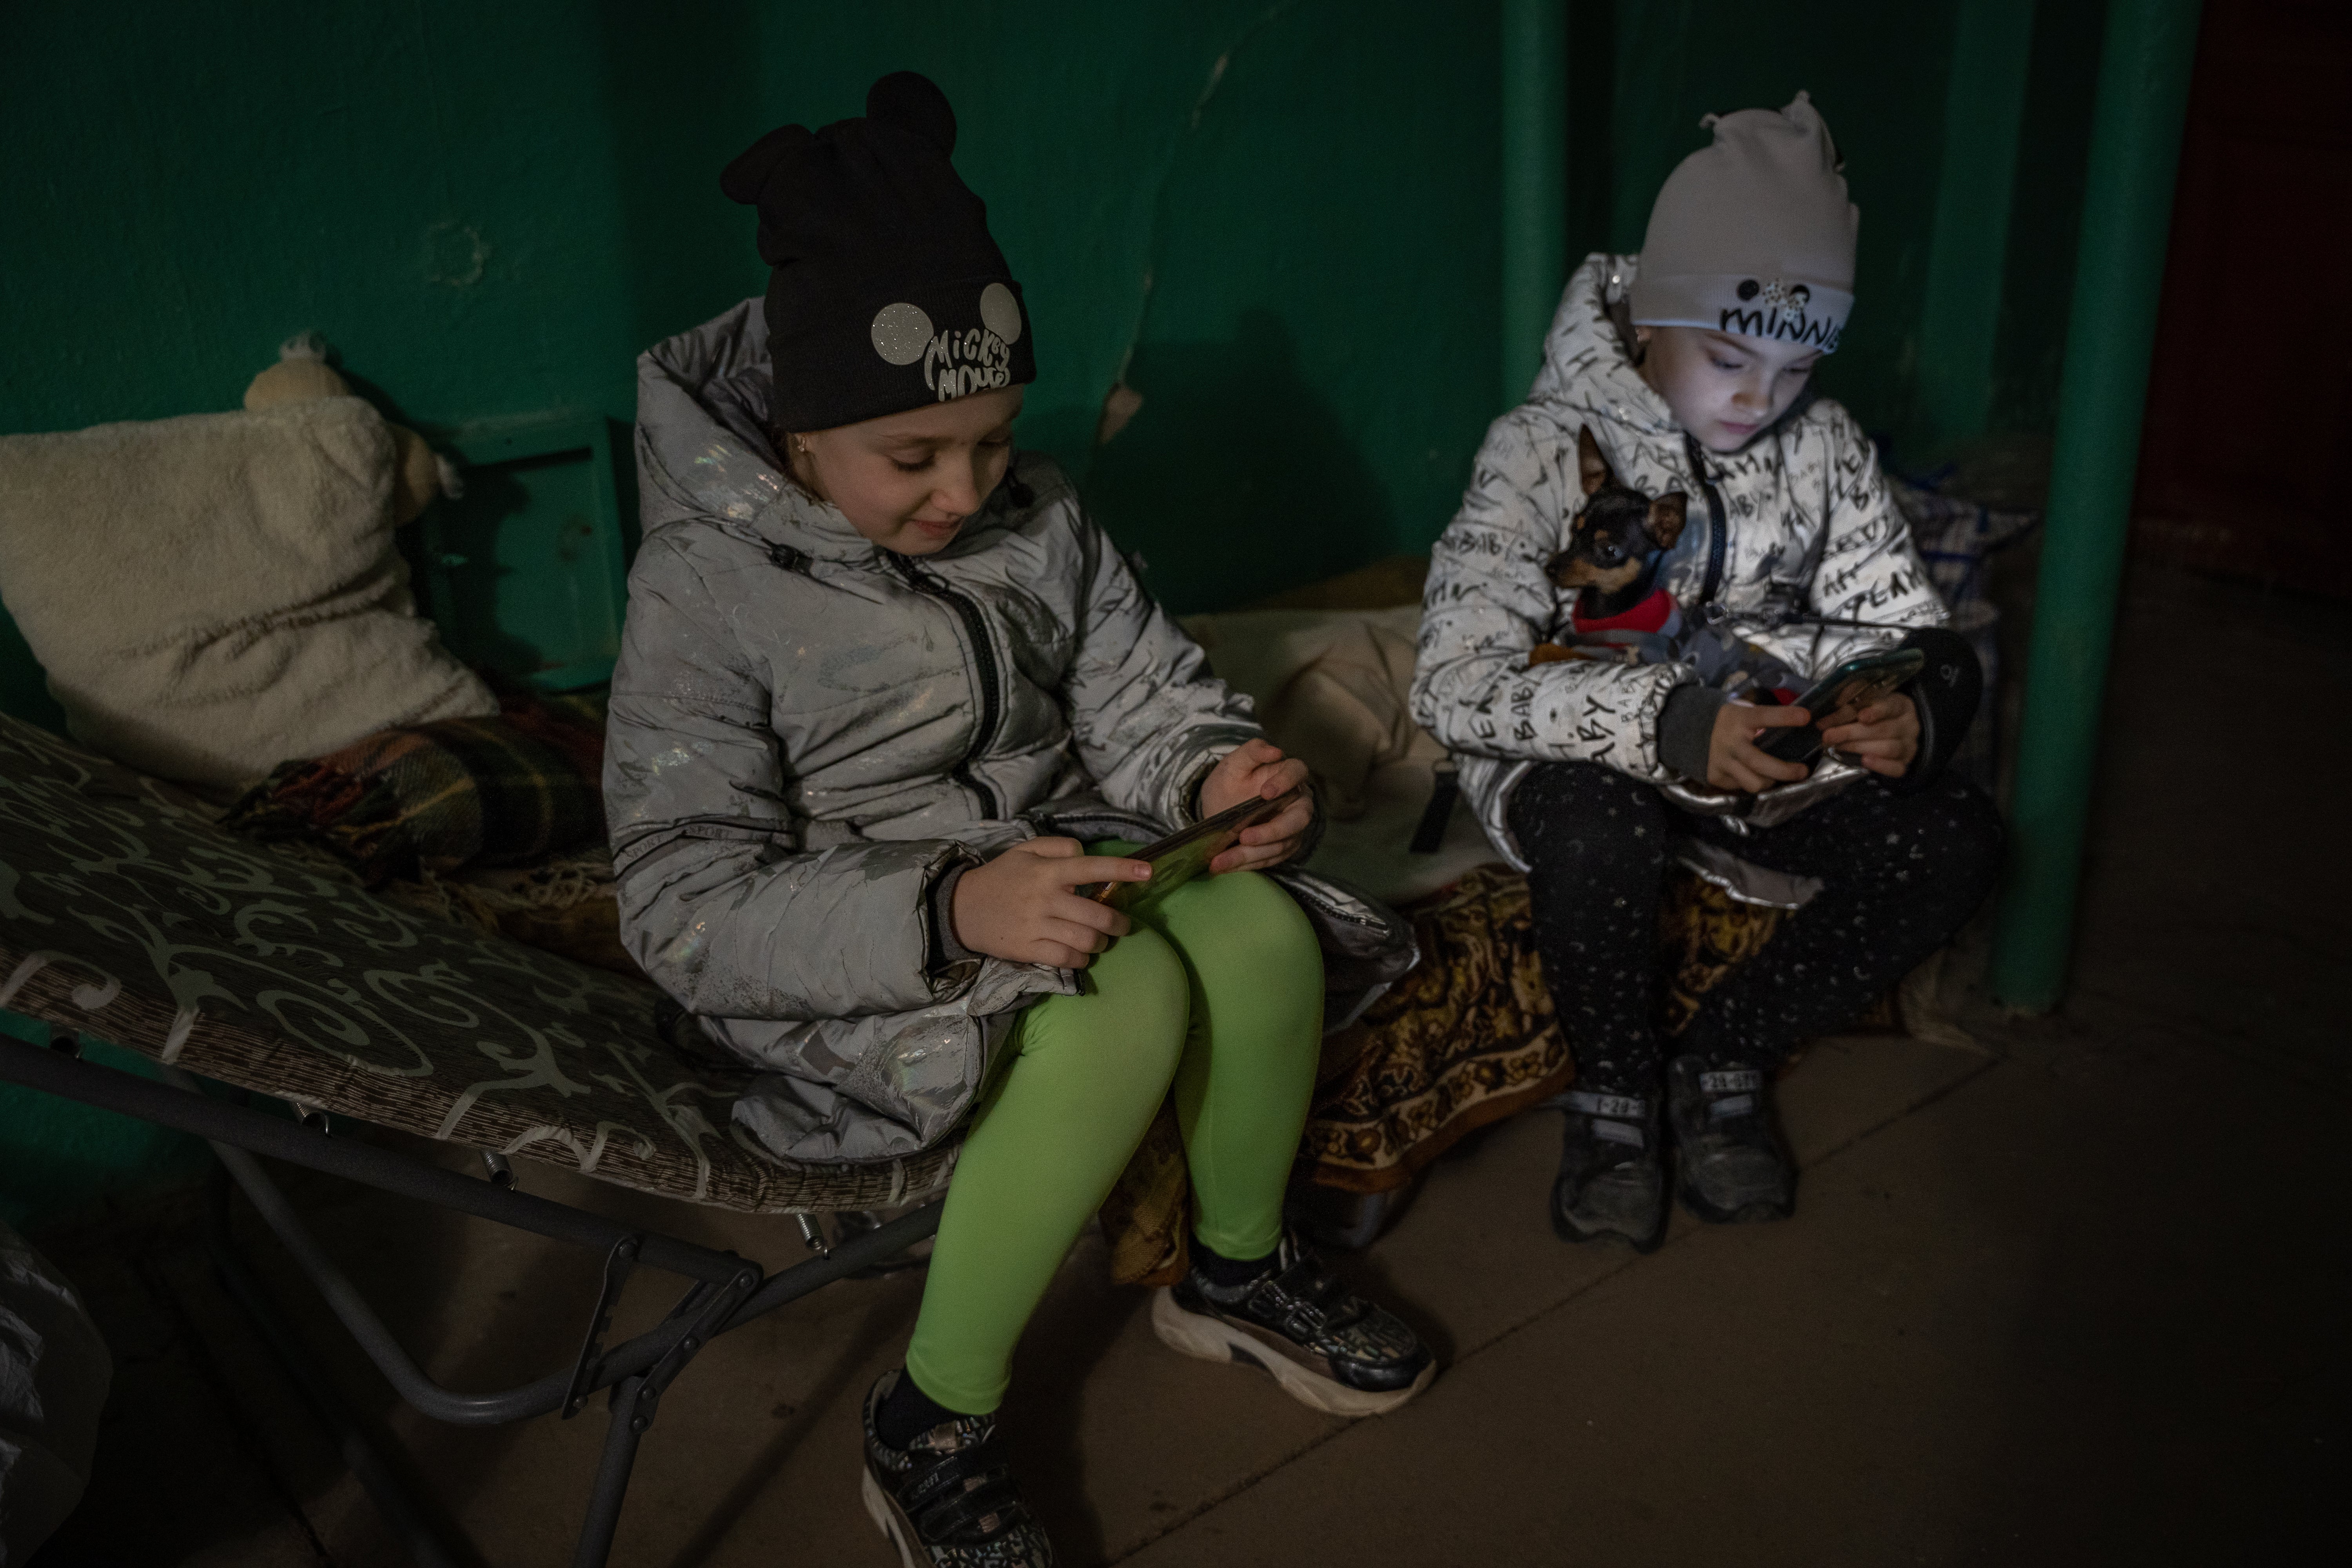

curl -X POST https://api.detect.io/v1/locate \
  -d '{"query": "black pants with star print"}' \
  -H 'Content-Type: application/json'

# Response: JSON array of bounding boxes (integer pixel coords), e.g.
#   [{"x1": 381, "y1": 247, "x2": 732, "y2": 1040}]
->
[{"x1": 1507, "y1": 760, "x2": 2004, "y2": 1095}]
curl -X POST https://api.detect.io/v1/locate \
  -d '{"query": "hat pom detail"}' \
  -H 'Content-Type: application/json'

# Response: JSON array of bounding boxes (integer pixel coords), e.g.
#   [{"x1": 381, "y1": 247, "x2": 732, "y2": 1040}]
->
[
  {"x1": 720, "y1": 123, "x2": 816, "y2": 206},
  {"x1": 866, "y1": 71, "x2": 957, "y2": 156}
]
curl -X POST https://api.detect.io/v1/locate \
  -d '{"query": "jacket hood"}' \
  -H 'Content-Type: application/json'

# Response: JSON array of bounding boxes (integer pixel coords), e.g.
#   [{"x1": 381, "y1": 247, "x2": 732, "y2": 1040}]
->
[
  {"x1": 637, "y1": 298, "x2": 1024, "y2": 566},
  {"x1": 1525, "y1": 254, "x2": 1679, "y2": 441}
]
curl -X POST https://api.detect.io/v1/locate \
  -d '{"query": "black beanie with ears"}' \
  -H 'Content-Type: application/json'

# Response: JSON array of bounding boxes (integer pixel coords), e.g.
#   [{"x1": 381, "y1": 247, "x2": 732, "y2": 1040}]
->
[{"x1": 721, "y1": 71, "x2": 1034, "y2": 434}]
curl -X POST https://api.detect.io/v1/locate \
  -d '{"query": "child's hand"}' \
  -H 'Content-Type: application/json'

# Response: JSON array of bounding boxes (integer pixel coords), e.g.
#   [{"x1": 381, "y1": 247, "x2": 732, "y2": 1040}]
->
[
  {"x1": 1819, "y1": 691, "x2": 1919, "y2": 777},
  {"x1": 952, "y1": 838, "x2": 1152, "y2": 969},
  {"x1": 1706, "y1": 701, "x2": 1817, "y2": 792},
  {"x1": 1199, "y1": 738, "x2": 1315, "y2": 873}
]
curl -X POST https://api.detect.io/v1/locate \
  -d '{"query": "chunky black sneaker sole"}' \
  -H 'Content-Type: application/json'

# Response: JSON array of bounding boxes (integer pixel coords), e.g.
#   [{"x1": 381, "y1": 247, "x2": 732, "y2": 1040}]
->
[
  {"x1": 861, "y1": 1466, "x2": 930, "y2": 1568},
  {"x1": 1150, "y1": 1287, "x2": 1434, "y2": 1416}
]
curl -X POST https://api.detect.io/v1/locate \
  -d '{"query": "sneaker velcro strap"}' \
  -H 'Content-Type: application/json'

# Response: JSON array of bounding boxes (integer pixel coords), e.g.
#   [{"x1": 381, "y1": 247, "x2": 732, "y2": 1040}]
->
[
  {"x1": 1698, "y1": 1069, "x2": 1763, "y2": 1094},
  {"x1": 1592, "y1": 1117, "x2": 1646, "y2": 1148},
  {"x1": 919, "y1": 1481, "x2": 1031, "y2": 1546},
  {"x1": 1706, "y1": 1093, "x2": 1757, "y2": 1120},
  {"x1": 1261, "y1": 1253, "x2": 1359, "y2": 1341},
  {"x1": 900, "y1": 1439, "x2": 1011, "y2": 1517},
  {"x1": 1566, "y1": 1090, "x2": 1649, "y2": 1119},
  {"x1": 903, "y1": 1457, "x2": 1035, "y2": 1542}
]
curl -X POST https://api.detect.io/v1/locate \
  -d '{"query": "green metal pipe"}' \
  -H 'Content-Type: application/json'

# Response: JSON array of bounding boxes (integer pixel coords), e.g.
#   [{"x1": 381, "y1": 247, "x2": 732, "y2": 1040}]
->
[
  {"x1": 1990, "y1": 0, "x2": 2203, "y2": 1012},
  {"x1": 1500, "y1": 0, "x2": 1568, "y2": 408}
]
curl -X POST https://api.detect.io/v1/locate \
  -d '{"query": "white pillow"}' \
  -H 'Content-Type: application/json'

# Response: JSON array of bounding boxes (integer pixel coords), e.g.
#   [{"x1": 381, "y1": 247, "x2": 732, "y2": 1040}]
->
[
  {"x1": 1181, "y1": 605, "x2": 1499, "y2": 905},
  {"x1": 1182, "y1": 606, "x2": 1429, "y2": 816},
  {"x1": 0, "y1": 397, "x2": 496, "y2": 793}
]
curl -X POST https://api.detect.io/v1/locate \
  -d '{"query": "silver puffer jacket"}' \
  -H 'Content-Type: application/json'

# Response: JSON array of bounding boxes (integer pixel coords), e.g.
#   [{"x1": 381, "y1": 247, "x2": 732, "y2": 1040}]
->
[
  {"x1": 1411, "y1": 254, "x2": 1947, "y2": 867},
  {"x1": 607, "y1": 301, "x2": 1414, "y2": 1168}
]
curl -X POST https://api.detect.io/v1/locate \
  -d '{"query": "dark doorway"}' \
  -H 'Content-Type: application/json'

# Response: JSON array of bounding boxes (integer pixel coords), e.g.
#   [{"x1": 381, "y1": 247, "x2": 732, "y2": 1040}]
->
[{"x1": 2131, "y1": 0, "x2": 2352, "y2": 597}]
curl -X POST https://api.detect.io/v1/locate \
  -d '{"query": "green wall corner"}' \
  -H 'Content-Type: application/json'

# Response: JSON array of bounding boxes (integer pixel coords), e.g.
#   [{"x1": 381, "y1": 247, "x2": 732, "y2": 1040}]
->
[{"x1": 0, "y1": 1012, "x2": 212, "y2": 1232}]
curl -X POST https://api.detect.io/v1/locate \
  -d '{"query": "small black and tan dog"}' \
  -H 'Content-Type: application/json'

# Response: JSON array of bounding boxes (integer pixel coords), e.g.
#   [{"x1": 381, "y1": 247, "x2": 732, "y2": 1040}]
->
[{"x1": 1531, "y1": 428, "x2": 1687, "y2": 665}]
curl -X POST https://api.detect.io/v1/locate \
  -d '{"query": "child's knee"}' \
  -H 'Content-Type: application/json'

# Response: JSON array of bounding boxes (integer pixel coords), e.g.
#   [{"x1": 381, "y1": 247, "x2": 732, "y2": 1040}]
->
[
  {"x1": 1172, "y1": 867, "x2": 1320, "y2": 972},
  {"x1": 1118, "y1": 922, "x2": 1194, "y2": 1007},
  {"x1": 1226, "y1": 868, "x2": 1319, "y2": 951},
  {"x1": 1510, "y1": 762, "x2": 1670, "y2": 873},
  {"x1": 1057, "y1": 924, "x2": 1189, "y2": 1080}
]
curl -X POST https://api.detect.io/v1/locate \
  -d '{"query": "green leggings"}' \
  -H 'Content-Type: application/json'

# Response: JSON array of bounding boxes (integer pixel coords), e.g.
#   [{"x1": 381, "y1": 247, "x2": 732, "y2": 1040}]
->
[{"x1": 903, "y1": 847, "x2": 1323, "y2": 1415}]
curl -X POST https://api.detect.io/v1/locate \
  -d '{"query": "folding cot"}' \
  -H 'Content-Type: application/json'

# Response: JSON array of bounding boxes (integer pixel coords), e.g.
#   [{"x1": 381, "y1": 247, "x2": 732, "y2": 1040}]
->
[{"x1": 0, "y1": 710, "x2": 951, "y2": 1566}]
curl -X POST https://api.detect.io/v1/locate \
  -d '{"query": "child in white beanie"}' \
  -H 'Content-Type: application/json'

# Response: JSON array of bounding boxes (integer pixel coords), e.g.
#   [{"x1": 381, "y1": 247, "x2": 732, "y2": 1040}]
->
[{"x1": 1412, "y1": 94, "x2": 2002, "y2": 1249}]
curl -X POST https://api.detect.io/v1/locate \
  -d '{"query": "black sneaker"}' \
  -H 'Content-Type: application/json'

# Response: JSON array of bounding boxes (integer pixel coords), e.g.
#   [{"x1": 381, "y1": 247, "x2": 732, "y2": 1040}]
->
[
  {"x1": 1152, "y1": 1231, "x2": 1435, "y2": 1416},
  {"x1": 859, "y1": 1370, "x2": 1053, "y2": 1567},
  {"x1": 1665, "y1": 1054, "x2": 1793, "y2": 1223},
  {"x1": 1551, "y1": 1087, "x2": 1668, "y2": 1251}
]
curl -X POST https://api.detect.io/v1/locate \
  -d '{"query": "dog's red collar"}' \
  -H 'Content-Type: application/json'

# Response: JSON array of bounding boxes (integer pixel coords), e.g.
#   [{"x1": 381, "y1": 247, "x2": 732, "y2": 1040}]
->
[{"x1": 1570, "y1": 587, "x2": 1677, "y2": 636}]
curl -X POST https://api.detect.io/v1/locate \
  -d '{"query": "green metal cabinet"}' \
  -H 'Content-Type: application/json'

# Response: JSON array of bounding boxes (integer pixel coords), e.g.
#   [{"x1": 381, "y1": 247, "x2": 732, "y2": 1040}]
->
[{"x1": 414, "y1": 412, "x2": 635, "y2": 693}]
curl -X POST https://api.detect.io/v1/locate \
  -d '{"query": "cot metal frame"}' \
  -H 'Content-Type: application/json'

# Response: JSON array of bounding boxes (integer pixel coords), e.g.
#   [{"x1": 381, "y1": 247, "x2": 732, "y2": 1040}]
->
[{"x1": 0, "y1": 1032, "x2": 943, "y2": 1568}]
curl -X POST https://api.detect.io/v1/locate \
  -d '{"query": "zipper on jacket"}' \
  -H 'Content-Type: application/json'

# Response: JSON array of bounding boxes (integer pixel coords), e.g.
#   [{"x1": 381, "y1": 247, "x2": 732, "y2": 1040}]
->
[
  {"x1": 889, "y1": 553, "x2": 1006, "y2": 818},
  {"x1": 1682, "y1": 431, "x2": 1730, "y2": 625}
]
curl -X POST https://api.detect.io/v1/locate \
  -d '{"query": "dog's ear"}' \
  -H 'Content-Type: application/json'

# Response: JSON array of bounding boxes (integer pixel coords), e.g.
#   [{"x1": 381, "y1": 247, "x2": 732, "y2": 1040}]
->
[
  {"x1": 1576, "y1": 426, "x2": 1615, "y2": 496},
  {"x1": 1647, "y1": 492, "x2": 1688, "y2": 551}
]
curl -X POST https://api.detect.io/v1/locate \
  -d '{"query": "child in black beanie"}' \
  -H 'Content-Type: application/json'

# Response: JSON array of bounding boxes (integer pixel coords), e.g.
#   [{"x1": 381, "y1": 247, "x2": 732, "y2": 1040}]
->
[{"x1": 604, "y1": 73, "x2": 1432, "y2": 1567}]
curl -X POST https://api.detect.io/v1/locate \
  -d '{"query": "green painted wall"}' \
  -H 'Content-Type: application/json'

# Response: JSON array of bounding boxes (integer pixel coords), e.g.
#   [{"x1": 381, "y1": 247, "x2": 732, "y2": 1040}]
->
[
  {"x1": 0, "y1": 0, "x2": 2108, "y2": 1227},
  {"x1": 0, "y1": 0, "x2": 1502, "y2": 615},
  {"x1": 0, "y1": 1, "x2": 2103, "y2": 601},
  {"x1": 1988, "y1": 0, "x2": 2111, "y2": 443},
  {"x1": 1577, "y1": 0, "x2": 2105, "y2": 466},
  {"x1": 1912, "y1": 0, "x2": 2038, "y2": 459},
  {"x1": 0, "y1": 1013, "x2": 211, "y2": 1232}
]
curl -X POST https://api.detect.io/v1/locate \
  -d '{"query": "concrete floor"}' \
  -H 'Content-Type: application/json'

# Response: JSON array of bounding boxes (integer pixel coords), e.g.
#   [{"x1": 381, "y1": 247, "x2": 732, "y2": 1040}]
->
[{"x1": 25, "y1": 560, "x2": 2348, "y2": 1566}]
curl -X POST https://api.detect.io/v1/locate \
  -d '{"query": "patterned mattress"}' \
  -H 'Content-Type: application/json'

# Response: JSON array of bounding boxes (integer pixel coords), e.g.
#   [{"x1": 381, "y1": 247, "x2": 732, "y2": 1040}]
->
[{"x1": 0, "y1": 714, "x2": 953, "y2": 1213}]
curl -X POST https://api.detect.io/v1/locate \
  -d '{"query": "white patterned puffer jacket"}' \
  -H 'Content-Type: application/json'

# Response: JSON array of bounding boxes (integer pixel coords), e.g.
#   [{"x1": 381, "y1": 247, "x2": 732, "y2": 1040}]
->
[{"x1": 1410, "y1": 253, "x2": 1949, "y2": 869}]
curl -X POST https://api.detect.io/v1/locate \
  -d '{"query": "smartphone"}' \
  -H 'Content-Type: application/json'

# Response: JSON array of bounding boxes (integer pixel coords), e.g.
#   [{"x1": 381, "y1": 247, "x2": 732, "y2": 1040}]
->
[
  {"x1": 1079, "y1": 789, "x2": 1300, "y2": 912},
  {"x1": 1754, "y1": 647, "x2": 1926, "y2": 764}
]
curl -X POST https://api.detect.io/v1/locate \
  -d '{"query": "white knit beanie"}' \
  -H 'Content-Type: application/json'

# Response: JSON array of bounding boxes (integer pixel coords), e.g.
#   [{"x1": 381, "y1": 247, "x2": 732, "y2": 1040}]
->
[{"x1": 1628, "y1": 92, "x2": 1858, "y2": 353}]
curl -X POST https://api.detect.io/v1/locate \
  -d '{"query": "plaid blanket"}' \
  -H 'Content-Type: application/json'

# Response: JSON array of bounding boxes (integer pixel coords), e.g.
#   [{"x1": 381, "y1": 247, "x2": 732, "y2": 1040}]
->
[{"x1": 222, "y1": 686, "x2": 608, "y2": 886}]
